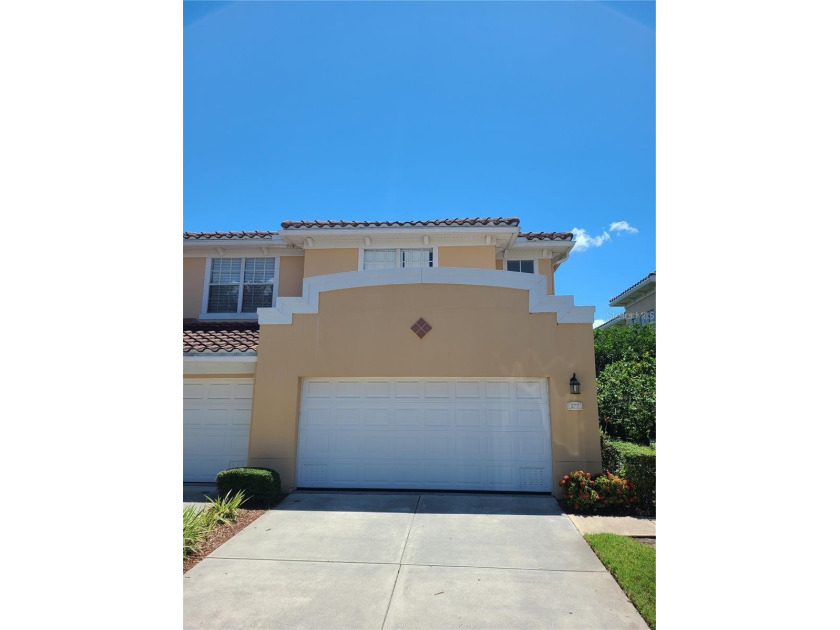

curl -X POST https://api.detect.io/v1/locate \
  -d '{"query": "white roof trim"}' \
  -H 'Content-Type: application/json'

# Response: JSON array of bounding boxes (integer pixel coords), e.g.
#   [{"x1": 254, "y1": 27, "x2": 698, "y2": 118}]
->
[
  {"x1": 257, "y1": 267, "x2": 594, "y2": 325},
  {"x1": 609, "y1": 274, "x2": 656, "y2": 307},
  {"x1": 183, "y1": 354, "x2": 258, "y2": 361}
]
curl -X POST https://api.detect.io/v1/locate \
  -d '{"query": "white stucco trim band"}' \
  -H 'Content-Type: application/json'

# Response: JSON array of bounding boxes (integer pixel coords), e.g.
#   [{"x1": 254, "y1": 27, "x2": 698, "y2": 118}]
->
[
  {"x1": 257, "y1": 267, "x2": 595, "y2": 325},
  {"x1": 183, "y1": 354, "x2": 257, "y2": 375}
]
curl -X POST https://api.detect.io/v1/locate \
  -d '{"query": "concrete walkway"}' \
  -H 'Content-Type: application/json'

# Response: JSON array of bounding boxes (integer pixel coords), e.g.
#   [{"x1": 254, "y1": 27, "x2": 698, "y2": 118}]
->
[
  {"x1": 183, "y1": 483, "x2": 217, "y2": 510},
  {"x1": 184, "y1": 492, "x2": 647, "y2": 629},
  {"x1": 567, "y1": 514, "x2": 656, "y2": 537}
]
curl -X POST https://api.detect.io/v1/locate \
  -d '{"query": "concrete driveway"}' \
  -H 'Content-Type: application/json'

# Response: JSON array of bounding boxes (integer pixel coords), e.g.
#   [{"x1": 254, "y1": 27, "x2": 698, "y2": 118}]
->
[{"x1": 183, "y1": 492, "x2": 647, "y2": 629}]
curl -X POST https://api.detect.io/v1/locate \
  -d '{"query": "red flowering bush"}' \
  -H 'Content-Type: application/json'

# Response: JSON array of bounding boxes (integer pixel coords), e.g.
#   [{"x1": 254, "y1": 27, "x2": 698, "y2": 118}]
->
[
  {"x1": 560, "y1": 470, "x2": 635, "y2": 513},
  {"x1": 559, "y1": 471, "x2": 599, "y2": 512},
  {"x1": 593, "y1": 472, "x2": 636, "y2": 510}
]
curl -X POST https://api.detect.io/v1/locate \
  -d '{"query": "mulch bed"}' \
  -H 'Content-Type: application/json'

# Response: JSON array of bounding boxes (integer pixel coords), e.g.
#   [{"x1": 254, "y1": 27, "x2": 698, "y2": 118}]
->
[
  {"x1": 634, "y1": 537, "x2": 656, "y2": 548},
  {"x1": 183, "y1": 508, "x2": 268, "y2": 574}
]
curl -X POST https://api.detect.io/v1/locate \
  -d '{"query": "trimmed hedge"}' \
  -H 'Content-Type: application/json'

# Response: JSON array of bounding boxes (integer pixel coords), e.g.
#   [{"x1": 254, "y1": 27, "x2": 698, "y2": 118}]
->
[
  {"x1": 216, "y1": 467, "x2": 283, "y2": 508},
  {"x1": 601, "y1": 437, "x2": 656, "y2": 513}
]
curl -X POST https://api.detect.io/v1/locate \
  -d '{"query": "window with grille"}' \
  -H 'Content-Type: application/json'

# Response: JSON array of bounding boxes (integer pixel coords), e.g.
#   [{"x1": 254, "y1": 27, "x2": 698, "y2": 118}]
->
[
  {"x1": 506, "y1": 260, "x2": 535, "y2": 273},
  {"x1": 363, "y1": 248, "x2": 433, "y2": 270},
  {"x1": 207, "y1": 257, "x2": 276, "y2": 313}
]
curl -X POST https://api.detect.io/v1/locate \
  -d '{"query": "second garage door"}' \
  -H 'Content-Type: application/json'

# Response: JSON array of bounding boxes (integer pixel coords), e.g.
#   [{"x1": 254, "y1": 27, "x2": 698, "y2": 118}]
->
[
  {"x1": 296, "y1": 377, "x2": 552, "y2": 492},
  {"x1": 183, "y1": 378, "x2": 253, "y2": 482}
]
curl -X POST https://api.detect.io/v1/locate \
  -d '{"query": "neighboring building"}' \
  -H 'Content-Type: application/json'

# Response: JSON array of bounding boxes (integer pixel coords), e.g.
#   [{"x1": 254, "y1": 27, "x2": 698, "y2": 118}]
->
[
  {"x1": 597, "y1": 272, "x2": 656, "y2": 329},
  {"x1": 184, "y1": 217, "x2": 601, "y2": 497}
]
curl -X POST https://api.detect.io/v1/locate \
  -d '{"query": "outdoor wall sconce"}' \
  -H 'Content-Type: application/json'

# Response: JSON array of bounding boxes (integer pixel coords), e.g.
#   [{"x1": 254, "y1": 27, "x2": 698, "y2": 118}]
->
[{"x1": 569, "y1": 373, "x2": 581, "y2": 395}]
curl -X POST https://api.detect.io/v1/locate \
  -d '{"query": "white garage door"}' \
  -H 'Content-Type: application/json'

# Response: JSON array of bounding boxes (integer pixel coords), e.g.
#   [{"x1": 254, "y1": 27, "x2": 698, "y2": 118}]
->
[
  {"x1": 297, "y1": 378, "x2": 552, "y2": 492},
  {"x1": 183, "y1": 378, "x2": 253, "y2": 482}
]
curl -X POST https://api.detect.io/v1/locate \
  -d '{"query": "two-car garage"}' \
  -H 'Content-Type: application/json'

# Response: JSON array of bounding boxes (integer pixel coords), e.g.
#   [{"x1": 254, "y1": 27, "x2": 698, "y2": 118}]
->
[{"x1": 296, "y1": 377, "x2": 553, "y2": 493}]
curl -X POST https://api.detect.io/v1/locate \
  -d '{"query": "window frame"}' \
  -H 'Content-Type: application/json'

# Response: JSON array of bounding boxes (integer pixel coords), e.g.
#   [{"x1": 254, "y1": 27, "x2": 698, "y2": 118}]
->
[
  {"x1": 506, "y1": 259, "x2": 536, "y2": 274},
  {"x1": 200, "y1": 256, "x2": 280, "y2": 319},
  {"x1": 359, "y1": 247, "x2": 438, "y2": 271}
]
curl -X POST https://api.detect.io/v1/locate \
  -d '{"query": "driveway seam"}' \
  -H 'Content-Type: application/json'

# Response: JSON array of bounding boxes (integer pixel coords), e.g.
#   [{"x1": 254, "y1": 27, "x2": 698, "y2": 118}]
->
[
  {"x1": 201, "y1": 556, "x2": 605, "y2": 573},
  {"x1": 380, "y1": 492, "x2": 422, "y2": 630},
  {"x1": 205, "y1": 556, "x2": 399, "y2": 566}
]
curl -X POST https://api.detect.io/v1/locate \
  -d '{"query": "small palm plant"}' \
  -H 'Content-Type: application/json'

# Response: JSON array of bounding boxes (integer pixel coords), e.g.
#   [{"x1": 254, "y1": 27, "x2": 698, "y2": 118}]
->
[
  {"x1": 183, "y1": 505, "x2": 213, "y2": 558},
  {"x1": 205, "y1": 490, "x2": 249, "y2": 525}
]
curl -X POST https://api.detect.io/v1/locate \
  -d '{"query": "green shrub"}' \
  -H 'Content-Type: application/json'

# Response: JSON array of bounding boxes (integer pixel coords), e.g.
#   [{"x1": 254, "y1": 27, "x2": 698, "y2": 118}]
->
[
  {"x1": 624, "y1": 453, "x2": 656, "y2": 512},
  {"x1": 559, "y1": 471, "x2": 599, "y2": 512},
  {"x1": 601, "y1": 437, "x2": 656, "y2": 512},
  {"x1": 216, "y1": 467, "x2": 282, "y2": 508},
  {"x1": 594, "y1": 323, "x2": 656, "y2": 375},
  {"x1": 597, "y1": 353, "x2": 656, "y2": 444},
  {"x1": 593, "y1": 472, "x2": 636, "y2": 510}
]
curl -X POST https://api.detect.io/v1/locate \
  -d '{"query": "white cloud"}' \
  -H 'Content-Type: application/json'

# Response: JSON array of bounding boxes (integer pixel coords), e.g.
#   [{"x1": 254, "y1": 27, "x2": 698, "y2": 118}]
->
[
  {"x1": 593, "y1": 319, "x2": 606, "y2": 328},
  {"x1": 609, "y1": 220, "x2": 639, "y2": 234},
  {"x1": 571, "y1": 227, "x2": 610, "y2": 253}
]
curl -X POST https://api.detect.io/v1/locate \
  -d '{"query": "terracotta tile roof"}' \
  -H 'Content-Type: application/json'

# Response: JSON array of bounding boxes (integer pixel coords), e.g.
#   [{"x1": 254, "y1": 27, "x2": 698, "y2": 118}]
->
[
  {"x1": 184, "y1": 231, "x2": 278, "y2": 240},
  {"x1": 280, "y1": 217, "x2": 520, "y2": 229},
  {"x1": 183, "y1": 321, "x2": 259, "y2": 354},
  {"x1": 519, "y1": 231, "x2": 574, "y2": 241},
  {"x1": 610, "y1": 272, "x2": 656, "y2": 303}
]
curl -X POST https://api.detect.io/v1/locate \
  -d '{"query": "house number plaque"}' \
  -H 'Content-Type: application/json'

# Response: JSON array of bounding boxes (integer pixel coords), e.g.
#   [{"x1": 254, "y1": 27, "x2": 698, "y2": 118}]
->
[{"x1": 566, "y1": 402, "x2": 583, "y2": 410}]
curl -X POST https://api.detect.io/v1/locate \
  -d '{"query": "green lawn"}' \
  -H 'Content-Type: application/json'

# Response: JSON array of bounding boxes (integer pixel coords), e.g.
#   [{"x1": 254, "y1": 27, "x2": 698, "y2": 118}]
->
[{"x1": 584, "y1": 533, "x2": 656, "y2": 629}]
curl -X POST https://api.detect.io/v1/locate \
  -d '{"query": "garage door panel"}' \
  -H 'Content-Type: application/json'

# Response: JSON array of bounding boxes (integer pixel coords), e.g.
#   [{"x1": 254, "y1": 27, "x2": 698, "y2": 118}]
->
[
  {"x1": 424, "y1": 408, "x2": 450, "y2": 426},
  {"x1": 485, "y1": 381, "x2": 511, "y2": 398},
  {"x1": 183, "y1": 378, "x2": 253, "y2": 483},
  {"x1": 233, "y1": 383, "x2": 253, "y2": 399},
  {"x1": 297, "y1": 378, "x2": 552, "y2": 492},
  {"x1": 202, "y1": 407, "x2": 231, "y2": 425},
  {"x1": 232, "y1": 407, "x2": 252, "y2": 425},
  {"x1": 364, "y1": 381, "x2": 391, "y2": 398},
  {"x1": 486, "y1": 409, "x2": 512, "y2": 427},
  {"x1": 334, "y1": 408, "x2": 362, "y2": 426},
  {"x1": 364, "y1": 408, "x2": 391, "y2": 426},
  {"x1": 395, "y1": 381, "x2": 421, "y2": 398},
  {"x1": 184, "y1": 383, "x2": 205, "y2": 399},
  {"x1": 395, "y1": 408, "x2": 423, "y2": 426},
  {"x1": 455, "y1": 409, "x2": 481, "y2": 426}
]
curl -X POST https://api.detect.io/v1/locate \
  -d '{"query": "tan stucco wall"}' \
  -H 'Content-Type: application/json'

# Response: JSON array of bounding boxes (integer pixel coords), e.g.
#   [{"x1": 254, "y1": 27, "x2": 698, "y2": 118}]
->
[
  {"x1": 538, "y1": 259, "x2": 555, "y2": 295},
  {"x1": 183, "y1": 258, "x2": 206, "y2": 319},
  {"x1": 248, "y1": 283, "x2": 601, "y2": 497},
  {"x1": 625, "y1": 292, "x2": 656, "y2": 316},
  {"x1": 303, "y1": 248, "x2": 359, "y2": 278},
  {"x1": 278, "y1": 256, "x2": 304, "y2": 297},
  {"x1": 438, "y1": 245, "x2": 496, "y2": 269}
]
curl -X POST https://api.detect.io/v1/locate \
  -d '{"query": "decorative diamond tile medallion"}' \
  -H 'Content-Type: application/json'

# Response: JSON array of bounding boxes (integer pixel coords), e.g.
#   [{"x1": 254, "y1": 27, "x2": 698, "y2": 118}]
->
[{"x1": 410, "y1": 317, "x2": 432, "y2": 339}]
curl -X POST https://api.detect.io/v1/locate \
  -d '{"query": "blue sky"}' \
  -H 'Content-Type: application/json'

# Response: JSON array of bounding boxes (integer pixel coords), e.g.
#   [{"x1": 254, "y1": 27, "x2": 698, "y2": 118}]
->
[{"x1": 184, "y1": 1, "x2": 655, "y2": 324}]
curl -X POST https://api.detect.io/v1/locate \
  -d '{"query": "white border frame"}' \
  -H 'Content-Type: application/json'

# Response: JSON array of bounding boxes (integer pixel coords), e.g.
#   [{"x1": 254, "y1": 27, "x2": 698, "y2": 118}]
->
[
  {"x1": 200, "y1": 256, "x2": 280, "y2": 320},
  {"x1": 357, "y1": 246, "x2": 439, "y2": 271},
  {"x1": 258, "y1": 267, "x2": 594, "y2": 324}
]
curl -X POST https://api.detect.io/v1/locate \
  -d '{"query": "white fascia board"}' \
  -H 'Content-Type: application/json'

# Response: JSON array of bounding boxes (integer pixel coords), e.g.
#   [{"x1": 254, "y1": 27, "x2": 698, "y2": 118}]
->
[
  {"x1": 183, "y1": 242, "x2": 302, "y2": 257},
  {"x1": 282, "y1": 226, "x2": 519, "y2": 248},
  {"x1": 609, "y1": 277, "x2": 656, "y2": 307},
  {"x1": 183, "y1": 354, "x2": 257, "y2": 361},
  {"x1": 183, "y1": 355, "x2": 257, "y2": 375},
  {"x1": 258, "y1": 267, "x2": 594, "y2": 325},
  {"x1": 197, "y1": 312, "x2": 262, "y2": 320}
]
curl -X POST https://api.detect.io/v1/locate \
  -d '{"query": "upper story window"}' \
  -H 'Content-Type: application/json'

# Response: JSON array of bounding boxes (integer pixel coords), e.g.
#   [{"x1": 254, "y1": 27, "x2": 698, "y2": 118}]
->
[
  {"x1": 506, "y1": 260, "x2": 535, "y2": 273},
  {"x1": 207, "y1": 257, "x2": 276, "y2": 314},
  {"x1": 363, "y1": 248, "x2": 433, "y2": 270}
]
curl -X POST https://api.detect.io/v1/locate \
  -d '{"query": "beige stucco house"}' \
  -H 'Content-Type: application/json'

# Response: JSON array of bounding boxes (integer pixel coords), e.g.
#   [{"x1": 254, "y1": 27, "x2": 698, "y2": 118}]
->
[
  {"x1": 184, "y1": 218, "x2": 601, "y2": 498},
  {"x1": 597, "y1": 271, "x2": 656, "y2": 329}
]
